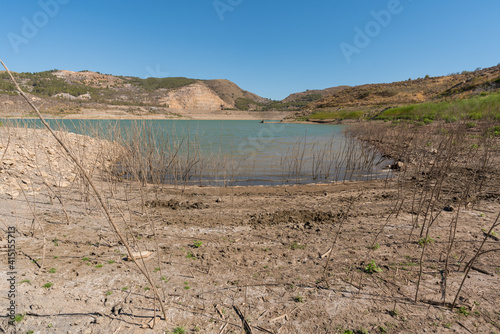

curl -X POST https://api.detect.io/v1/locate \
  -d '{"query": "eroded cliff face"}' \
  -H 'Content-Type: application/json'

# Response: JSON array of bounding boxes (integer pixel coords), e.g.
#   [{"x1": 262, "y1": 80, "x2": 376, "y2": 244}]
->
[{"x1": 160, "y1": 83, "x2": 233, "y2": 110}]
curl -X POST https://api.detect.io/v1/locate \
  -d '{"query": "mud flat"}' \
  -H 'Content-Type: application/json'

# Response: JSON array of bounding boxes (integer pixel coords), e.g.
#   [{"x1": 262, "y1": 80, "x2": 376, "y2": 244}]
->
[{"x1": 0, "y1": 124, "x2": 499, "y2": 333}]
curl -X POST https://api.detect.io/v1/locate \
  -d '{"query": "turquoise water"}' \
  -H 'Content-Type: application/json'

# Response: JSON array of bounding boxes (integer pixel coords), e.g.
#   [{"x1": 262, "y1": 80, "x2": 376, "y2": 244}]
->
[{"x1": 2, "y1": 119, "x2": 388, "y2": 186}]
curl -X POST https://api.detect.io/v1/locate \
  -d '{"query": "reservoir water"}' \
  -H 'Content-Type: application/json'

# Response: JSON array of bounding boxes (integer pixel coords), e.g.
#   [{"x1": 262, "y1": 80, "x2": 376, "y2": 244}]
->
[{"x1": 2, "y1": 119, "x2": 390, "y2": 186}]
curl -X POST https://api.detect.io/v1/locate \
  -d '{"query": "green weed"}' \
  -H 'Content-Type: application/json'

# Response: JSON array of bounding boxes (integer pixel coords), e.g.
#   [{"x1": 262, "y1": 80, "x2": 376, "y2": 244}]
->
[{"x1": 364, "y1": 260, "x2": 383, "y2": 274}]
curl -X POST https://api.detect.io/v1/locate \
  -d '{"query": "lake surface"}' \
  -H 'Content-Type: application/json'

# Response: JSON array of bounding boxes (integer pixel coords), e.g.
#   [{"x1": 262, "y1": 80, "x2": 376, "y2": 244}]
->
[{"x1": 2, "y1": 119, "x2": 390, "y2": 186}]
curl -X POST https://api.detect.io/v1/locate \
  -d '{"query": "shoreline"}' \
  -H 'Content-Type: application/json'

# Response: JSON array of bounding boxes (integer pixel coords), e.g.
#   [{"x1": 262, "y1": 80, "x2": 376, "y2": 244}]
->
[{"x1": 0, "y1": 109, "x2": 295, "y2": 121}]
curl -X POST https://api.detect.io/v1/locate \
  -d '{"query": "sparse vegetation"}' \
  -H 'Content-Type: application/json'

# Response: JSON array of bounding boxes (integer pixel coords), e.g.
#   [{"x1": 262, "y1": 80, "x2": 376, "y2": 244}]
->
[
  {"x1": 13, "y1": 314, "x2": 24, "y2": 323},
  {"x1": 171, "y1": 326, "x2": 186, "y2": 334},
  {"x1": 293, "y1": 293, "x2": 304, "y2": 303},
  {"x1": 307, "y1": 109, "x2": 365, "y2": 121},
  {"x1": 377, "y1": 92, "x2": 500, "y2": 122},
  {"x1": 290, "y1": 241, "x2": 306, "y2": 250},
  {"x1": 364, "y1": 260, "x2": 383, "y2": 274},
  {"x1": 457, "y1": 307, "x2": 470, "y2": 317},
  {"x1": 126, "y1": 76, "x2": 197, "y2": 91}
]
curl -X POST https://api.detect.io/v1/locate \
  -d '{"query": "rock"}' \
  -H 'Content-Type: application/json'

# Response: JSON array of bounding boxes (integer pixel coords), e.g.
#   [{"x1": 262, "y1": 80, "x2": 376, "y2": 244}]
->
[
  {"x1": 54, "y1": 180, "x2": 71, "y2": 188},
  {"x1": 444, "y1": 205, "x2": 454, "y2": 212},
  {"x1": 390, "y1": 161, "x2": 405, "y2": 171},
  {"x1": 127, "y1": 250, "x2": 153, "y2": 261},
  {"x1": 94, "y1": 317, "x2": 104, "y2": 324},
  {"x1": 47, "y1": 148, "x2": 56, "y2": 155},
  {"x1": 216, "y1": 197, "x2": 223, "y2": 203},
  {"x1": 2, "y1": 159, "x2": 15, "y2": 166},
  {"x1": 6, "y1": 191, "x2": 19, "y2": 199}
]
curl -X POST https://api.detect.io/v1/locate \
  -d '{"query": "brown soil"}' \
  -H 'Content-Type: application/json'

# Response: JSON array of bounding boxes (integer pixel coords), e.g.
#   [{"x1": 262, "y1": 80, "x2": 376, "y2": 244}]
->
[{"x1": 0, "y1": 126, "x2": 499, "y2": 334}]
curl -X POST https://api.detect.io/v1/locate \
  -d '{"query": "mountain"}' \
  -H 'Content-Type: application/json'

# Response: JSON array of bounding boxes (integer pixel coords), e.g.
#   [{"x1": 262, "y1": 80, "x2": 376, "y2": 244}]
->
[
  {"x1": 290, "y1": 65, "x2": 500, "y2": 120},
  {"x1": 282, "y1": 86, "x2": 350, "y2": 103},
  {"x1": 0, "y1": 70, "x2": 268, "y2": 114}
]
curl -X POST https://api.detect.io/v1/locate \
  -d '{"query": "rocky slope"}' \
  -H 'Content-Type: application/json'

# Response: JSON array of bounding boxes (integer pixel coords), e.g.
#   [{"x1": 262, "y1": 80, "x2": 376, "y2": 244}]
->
[
  {"x1": 0, "y1": 70, "x2": 267, "y2": 114},
  {"x1": 296, "y1": 65, "x2": 500, "y2": 118},
  {"x1": 282, "y1": 85, "x2": 350, "y2": 103}
]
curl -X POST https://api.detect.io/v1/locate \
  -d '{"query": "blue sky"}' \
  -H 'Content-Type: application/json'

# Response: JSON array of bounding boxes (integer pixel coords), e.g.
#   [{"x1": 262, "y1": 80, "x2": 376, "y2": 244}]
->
[{"x1": 1, "y1": 0, "x2": 499, "y2": 100}]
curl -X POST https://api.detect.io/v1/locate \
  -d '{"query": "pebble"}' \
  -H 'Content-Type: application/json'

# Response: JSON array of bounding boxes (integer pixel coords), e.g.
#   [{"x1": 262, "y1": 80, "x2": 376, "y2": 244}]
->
[
  {"x1": 444, "y1": 205, "x2": 454, "y2": 212},
  {"x1": 54, "y1": 180, "x2": 71, "y2": 188},
  {"x1": 6, "y1": 191, "x2": 19, "y2": 199}
]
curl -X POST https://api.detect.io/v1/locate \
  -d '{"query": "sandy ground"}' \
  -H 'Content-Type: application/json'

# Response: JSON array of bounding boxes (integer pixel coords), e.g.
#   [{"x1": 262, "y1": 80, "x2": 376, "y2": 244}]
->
[
  {"x1": 0, "y1": 127, "x2": 499, "y2": 334},
  {"x1": 1, "y1": 108, "x2": 294, "y2": 121}
]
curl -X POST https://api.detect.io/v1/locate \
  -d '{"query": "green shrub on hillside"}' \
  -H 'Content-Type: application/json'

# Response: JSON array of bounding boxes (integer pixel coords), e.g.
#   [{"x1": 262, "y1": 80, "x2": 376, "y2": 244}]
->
[
  {"x1": 377, "y1": 92, "x2": 500, "y2": 122},
  {"x1": 0, "y1": 70, "x2": 93, "y2": 97},
  {"x1": 308, "y1": 110, "x2": 365, "y2": 120},
  {"x1": 235, "y1": 97, "x2": 256, "y2": 110},
  {"x1": 127, "y1": 77, "x2": 197, "y2": 91},
  {"x1": 262, "y1": 94, "x2": 323, "y2": 111}
]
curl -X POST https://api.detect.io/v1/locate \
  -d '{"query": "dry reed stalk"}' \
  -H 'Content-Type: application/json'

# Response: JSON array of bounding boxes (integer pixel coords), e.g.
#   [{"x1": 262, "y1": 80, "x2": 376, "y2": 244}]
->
[
  {"x1": 1, "y1": 59, "x2": 168, "y2": 321},
  {"x1": 451, "y1": 212, "x2": 500, "y2": 309}
]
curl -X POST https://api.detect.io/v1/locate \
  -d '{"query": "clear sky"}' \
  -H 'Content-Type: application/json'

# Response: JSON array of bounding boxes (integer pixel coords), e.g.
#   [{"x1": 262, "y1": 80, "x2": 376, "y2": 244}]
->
[{"x1": 1, "y1": 0, "x2": 499, "y2": 100}]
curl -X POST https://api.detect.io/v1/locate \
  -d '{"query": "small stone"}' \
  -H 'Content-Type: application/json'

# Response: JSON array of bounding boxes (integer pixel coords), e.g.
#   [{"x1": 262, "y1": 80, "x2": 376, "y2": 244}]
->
[
  {"x1": 6, "y1": 191, "x2": 19, "y2": 199},
  {"x1": 390, "y1": 161, "x2": 405, "y2": 171},
  {"x1": 127, "y1": 250, "x2": 153, "y2": 261},
  {"x1": 54, "y1": 181, "x2": 70, "y2": 188},
  {"x1": 2, "y1": 159, "x2": 15, "y2": 166},
  {"x1": 47, "y1": 148, "x2": 56, "y2": 155},
  {"x1": 216, "y1": 197, "x2": 223, "y2": 203},
  {"x1": 444, "y1": 205, "x2": 454, "y2": 212}
]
